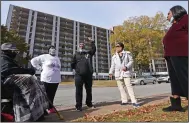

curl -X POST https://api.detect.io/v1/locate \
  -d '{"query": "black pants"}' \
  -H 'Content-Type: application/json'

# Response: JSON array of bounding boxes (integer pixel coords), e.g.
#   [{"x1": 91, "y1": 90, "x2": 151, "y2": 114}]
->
[
  {"x1": 75, "y1": 74, "x2": 93, "y2": 108},
  {"x1": 43, "y1": 82, "x2": 59, "y2": 109},
  {"x1": 166, "y1": 56, "x2": 188, "y2": 98}
]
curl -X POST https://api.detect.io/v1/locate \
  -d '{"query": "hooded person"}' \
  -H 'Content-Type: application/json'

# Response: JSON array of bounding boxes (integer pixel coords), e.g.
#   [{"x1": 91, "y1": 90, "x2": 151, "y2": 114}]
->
[
  {"x1": 1, "y1": 43, "x2": 48, "y2": 122},
  {"x1": 30, "y1": 45, "x2": 61, "y2": 114},
  {"x1": 71, "y1": 37, "x2": 96, "y2": 111}
]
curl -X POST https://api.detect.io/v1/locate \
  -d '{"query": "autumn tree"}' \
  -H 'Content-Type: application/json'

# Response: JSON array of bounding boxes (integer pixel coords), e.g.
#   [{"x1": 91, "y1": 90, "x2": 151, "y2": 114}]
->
[
  {"x1": 110, "y1": 12, "x2": 168, "y2": 71},
  {"x1": 1, "y1": 25, "x2": 31, "y2": 66}
]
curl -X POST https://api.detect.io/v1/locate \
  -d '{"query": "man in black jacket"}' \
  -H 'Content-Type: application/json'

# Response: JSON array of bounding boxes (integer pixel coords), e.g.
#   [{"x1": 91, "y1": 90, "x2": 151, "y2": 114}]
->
[{"x1": 71, "y1": 38, "x2": 96, "y2": 111}]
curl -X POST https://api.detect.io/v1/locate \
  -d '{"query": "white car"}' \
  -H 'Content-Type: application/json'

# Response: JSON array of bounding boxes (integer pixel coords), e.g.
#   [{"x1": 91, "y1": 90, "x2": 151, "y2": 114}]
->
[
  {"x1": 157, "y1": 75, "x2": 170, "y2": 84},
  {"x1": 131, "y1": 75, "x2": 157, "y2": 85}
]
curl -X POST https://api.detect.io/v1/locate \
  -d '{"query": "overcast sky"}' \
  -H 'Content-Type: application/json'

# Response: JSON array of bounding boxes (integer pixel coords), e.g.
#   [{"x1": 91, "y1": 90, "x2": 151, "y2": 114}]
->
[{"x1": 1, "y1": 1, "x2": 188, "y2": 29}]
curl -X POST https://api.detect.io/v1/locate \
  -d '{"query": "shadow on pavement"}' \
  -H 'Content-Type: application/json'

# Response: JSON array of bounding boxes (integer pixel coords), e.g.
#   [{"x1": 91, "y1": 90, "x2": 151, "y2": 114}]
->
[
  {"x1": 93, "y1": 95, "x2": 169, "y2": 107},
  {"x1": 138, "y1": 95, "x2": 168, "y2": 105},
  {"x1": 42, "y1": 95, "x2": 169, "y2": 122},
  {"x1": 42, "y1": 107, "x2": 98, "y2": 122}
]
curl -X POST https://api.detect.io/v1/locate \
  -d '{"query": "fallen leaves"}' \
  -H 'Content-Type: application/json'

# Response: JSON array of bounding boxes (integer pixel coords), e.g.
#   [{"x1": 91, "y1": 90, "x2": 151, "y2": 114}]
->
[{"x1": 73, "y1": 101, "x2": 188, "y2": 122}]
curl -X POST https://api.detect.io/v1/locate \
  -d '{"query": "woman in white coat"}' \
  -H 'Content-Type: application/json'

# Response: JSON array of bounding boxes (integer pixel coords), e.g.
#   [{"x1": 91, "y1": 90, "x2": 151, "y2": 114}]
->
[
  {"x1": 31, "y1": 46, "x2": 61, "y2": 114},
  {"x1": 109, "y1": 42, "x2": 139, "y2": 108}
]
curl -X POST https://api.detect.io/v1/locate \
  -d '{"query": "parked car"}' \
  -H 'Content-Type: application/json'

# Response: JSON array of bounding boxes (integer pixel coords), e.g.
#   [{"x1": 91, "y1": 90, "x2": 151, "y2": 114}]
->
[
  {"x1": 157, "y1": 75, "x2": 170, "y2": 84},
  {"x1": 131, "y1": 75, "x2": 157, "y2": 85}
]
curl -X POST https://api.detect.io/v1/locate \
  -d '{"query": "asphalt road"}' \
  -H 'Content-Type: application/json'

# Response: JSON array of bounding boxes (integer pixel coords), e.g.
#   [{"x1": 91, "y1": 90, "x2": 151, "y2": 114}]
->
[{"x1": 54, "y1": 83, "x2": 171, "y2": 107}]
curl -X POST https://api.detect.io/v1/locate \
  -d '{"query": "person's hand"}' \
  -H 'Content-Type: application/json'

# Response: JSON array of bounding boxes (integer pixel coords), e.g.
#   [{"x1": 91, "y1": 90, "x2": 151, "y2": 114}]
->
[
  {"x1": 109, "y1": 74, "x2": 113, "y2": 79},
  {"x1": 88, "y1": 37, "x2": 92, "y2": 40},
  {"x1": 73, "y1": 70, "x2": 76, "y2": 75},
  {"x1": 88, "y1": 37, "x2": 94, "y2": 42},
  {"x1": 122, "y1": 67, "x2": 127, "y2": 72}
]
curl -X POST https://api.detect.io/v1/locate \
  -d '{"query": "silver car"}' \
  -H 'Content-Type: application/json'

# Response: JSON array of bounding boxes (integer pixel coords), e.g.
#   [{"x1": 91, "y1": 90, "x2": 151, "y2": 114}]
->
[
  {"x1": 157, "y1": 75, "x2": 170, "y2": 84},
  {"x1": 131, "y1": 75, "x2": 157, "y2": 85}
]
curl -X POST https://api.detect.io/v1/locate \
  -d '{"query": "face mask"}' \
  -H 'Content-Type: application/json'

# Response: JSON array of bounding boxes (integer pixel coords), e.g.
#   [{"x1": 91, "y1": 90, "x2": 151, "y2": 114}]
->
[
  {"x1": 49, "y1": 48, "x2": 56, "y2": 56},
  {"x1": 79, "y1": 48, "x2": 83, "y2": 52},
  {"x1": 169, "y1": 17, "x2": 174, "y2": 23}
]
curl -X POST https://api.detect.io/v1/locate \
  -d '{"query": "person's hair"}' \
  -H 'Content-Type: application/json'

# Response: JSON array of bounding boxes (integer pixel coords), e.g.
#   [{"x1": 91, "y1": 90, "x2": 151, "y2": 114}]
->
[
  {"x1": 48, "y1": 45, "x2": 55, "y2": 51},
  {"x1": 116, "y1": 42, "x2": 124, "y2": 50},
  {"x1": 170, "y1": 5, "x2": 187, "y2": 21}
]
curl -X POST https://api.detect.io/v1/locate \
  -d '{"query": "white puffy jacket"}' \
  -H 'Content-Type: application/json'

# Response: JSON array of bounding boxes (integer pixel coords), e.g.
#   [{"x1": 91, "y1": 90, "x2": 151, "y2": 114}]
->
[{"x1": 109, "y1": 50, "x2": 133, "y2": 80}]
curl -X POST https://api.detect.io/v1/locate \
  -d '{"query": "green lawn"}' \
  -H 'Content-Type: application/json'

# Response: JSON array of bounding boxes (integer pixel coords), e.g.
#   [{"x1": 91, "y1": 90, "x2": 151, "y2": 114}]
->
[{"x1": 73, "y1": 100, "x2": 188, "y2": 122}]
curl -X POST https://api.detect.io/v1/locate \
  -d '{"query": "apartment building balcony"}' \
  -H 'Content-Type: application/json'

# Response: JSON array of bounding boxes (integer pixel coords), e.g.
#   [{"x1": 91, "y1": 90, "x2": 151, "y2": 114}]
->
[
  {"x1": 35, "y1": 24, "x2": 53, "y2": 32},
  {"x1": 60, "y1": 54, "x2": 73, "y2": 58},
  {"x1": 35, "y1": 33, "x2": 45, "y2": 38},
  {"x1": 60, "y1": 33, "x2": 73, "y2": 40},
  {"x1": 98, "y1": 48, "x2": 107, "y2": 52},
  {"x1": 80, "y1": 32, "x2": 92, "y2": 38},
  {"x1": 44, "y1": 23, "x2": 53, "y2": 29},
  {"x1": 43, "y1": 28, "x2": 52, "y2": 34},
  {"x1": 60, "y1": 26, "x2": 73, "y2": 33},
  {"x1": 36, "y1": 33, "x2": 52, "y2": 39},
  {"x1": 35, "y1": 27, "x2": 46, "y2": 32},
  {"x1": 19, "y1": 14, "x2": 29, "y2": 19},
  {"x1": 99, "y1": 52, "x2": 108, "y2": 56},
  {"x1": 36, "y1": 22, "x2": 44, "y2": 27},
  {"x1": 98, "y1": 37, "x2": 107, "y2": 42},
  {"x1": 60, "y1": 21, "x2": 73, "y2": 28},
  {"x1": 34, "y1": 40, "x2": 51, "y2": 47},
  {"x1": 98, "y1": 42, "x2": 107, "y2": 47},
  {"x1": 84, "y1": 26, "x2": 92, "y2": 31},
  {"x1": 59, "y1": 31, "x2": 73, "y2": 36},
  {"x1": 64, "y1": 48, "x2": 73, "y2": 52},
  {"x1": 20, "y1": 17, "x2": 29, "y2": 22},
  {"x1": 59, "y1": 40, "x2": 73, "y2": 46},
  {"x1": 34, "y1": 38, "x2": 52, "y2": 45},
  {"x1": 19, "y1": 23, "x2": 27, "y2": 29},
  {"x1": 18, "y1": 30, "x2": 26, "y2": 36},
  {"x1": 60, "y1": 22, "x2": 73, "y2": 27},
  {"x1": 36, "y1": 17, "x2": 46, "y2": 22},
  {"x1": 97, "y1": 43, "x2": 107, "y2": 47},
  {"x1": 12, "y1": 11, "x2": 21, "y2": 17},
  {"x1": 60, "y1": 32, "x2": 73, "y2": 37}
]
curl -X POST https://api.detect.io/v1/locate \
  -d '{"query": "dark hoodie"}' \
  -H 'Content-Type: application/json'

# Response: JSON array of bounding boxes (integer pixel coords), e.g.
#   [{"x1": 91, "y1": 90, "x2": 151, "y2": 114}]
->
[
  {"x1": 163, "y1": 14, "x2": 188, "y2": 56},
  {"x1": 1, "y1": 54, "x2": 35, "y2": 81}
]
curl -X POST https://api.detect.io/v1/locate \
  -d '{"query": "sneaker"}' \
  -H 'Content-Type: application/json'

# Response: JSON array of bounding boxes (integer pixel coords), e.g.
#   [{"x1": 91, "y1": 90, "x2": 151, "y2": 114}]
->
[
  {"x1": 121, "y1": 102, "x2": 129, "y2": 105},
  {"x1": 132, "y1": 103, "x2": 140, "y2": 108},
  {"x1": 76, "y1": 107, "x2": 82, "y2": 111},
  {"x1": 47, "y1": 108, "x2": 56, "y2": 114}
]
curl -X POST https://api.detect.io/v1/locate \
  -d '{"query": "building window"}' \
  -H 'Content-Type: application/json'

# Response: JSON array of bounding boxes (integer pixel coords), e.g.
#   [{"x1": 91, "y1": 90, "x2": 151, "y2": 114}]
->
[
  {"x1": 30, "y1": 27, "x2": 33, "y2": 32},
  {"x1": 29, "y1": 33, "x2": 32, "y2": 38},
  {"x1": 28, "y1": 39, "x2": 31, "y2": 44}
]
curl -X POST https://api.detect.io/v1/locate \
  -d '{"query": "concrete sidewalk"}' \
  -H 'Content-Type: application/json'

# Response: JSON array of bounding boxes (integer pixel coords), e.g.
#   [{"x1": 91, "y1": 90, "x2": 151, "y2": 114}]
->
[{"x1": 43, "y1": 93, "x2": 170, "y2": 122}]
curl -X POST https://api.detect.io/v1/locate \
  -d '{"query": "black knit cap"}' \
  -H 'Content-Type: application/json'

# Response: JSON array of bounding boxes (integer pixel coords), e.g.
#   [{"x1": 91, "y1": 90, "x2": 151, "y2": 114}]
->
[
  {"x1": 48, "y1": 45, "x2": 55, "y2": 51},
  {"x1": 116, "y1": 42, "x2": 124, "y2": 49}
]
